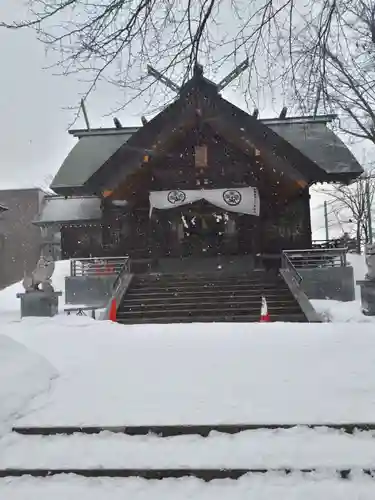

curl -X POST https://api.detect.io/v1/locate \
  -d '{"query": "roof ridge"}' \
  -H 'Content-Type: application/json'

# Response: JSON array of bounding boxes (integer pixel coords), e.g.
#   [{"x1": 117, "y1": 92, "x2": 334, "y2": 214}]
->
[{"x1": 69, "y1": 114, "x2": 337, "y2": 138}]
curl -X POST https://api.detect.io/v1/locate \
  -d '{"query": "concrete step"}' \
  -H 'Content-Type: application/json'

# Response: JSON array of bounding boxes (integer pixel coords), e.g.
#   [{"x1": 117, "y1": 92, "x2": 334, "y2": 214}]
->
[
  {"x1": 120, "y1": 302, "x2": 302, "y2": 313},
  {"x1": 117, "y1": 305, "x2": 301, "y2": 317},
  {"x1": 117, "y1": 313, "x2": 307, "y2": 324},
  {"x1": 125, "y1": 289, "x2": 292, "y2": 299},
  {"x1": 133, "y1": 273, "x2": 282, "y2": 282},
  {"x1": 127, "y1": 283, "x2": 290, "y2": 294},
  {"x1": 137, "y1": 270, "x2": 272, "y2": 279},
  {"x1": 121, "y1": 296, "x2": 298, "y2": 306},
  {"x1": 134, "y1": 275, "x2": 282, "y2": 286},
  {"x1": 133, "y1": 280, "x2": 280, "y2": 288}
]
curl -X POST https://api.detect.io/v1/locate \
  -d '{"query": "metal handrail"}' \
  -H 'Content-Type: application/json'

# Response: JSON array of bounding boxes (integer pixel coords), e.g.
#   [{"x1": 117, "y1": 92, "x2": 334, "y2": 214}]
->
[
  {"x1": 101, "y1": 261, "x2": 133, "y2": 320},
  {"x1": 282, "y1": 247, "x2": 347, "y2": 269},
  {"x1": 281, "y1": 251, "x2": 303, "y2": 285},
  {"x1": 111, "y1": 259, "x2": 131, "y2": 292},
  {"x1": 280, "y1": 250, "x2": 322, "y2": 323},
  {"x1": 70, "y1": 256, "x2": 130, "y2": 277}
]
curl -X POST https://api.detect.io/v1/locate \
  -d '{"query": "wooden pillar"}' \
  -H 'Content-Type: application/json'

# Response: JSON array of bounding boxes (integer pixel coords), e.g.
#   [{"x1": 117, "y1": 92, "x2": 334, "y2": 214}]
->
[
  {"x1": 148, "y1": 210, "x2": 158, "y2": 259},
  {"x1": 303, "y1": 187, "x2": 312, "y2": 248}
]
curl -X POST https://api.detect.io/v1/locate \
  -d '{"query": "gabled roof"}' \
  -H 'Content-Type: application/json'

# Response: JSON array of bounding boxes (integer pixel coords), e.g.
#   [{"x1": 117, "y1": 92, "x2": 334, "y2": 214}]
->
[{"x1": 50, "y1": 72, "x2": 363, "y2": 195}]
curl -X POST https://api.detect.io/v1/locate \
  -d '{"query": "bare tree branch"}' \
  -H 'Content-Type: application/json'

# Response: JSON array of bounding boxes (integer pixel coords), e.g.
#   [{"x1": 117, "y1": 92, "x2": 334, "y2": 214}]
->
[
  {"x1": 2, "y1": 0, "x2": 375, "y2": 144},
  {"x1": 317, "y1": 169, "x2": 375, "y2": 252}
]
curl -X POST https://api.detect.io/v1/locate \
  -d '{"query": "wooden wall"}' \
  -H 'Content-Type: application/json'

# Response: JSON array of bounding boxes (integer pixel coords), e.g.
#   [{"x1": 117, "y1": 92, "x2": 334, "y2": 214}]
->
[{"x1": 144, "y1": 124, "x2": 312, "y2": 256}]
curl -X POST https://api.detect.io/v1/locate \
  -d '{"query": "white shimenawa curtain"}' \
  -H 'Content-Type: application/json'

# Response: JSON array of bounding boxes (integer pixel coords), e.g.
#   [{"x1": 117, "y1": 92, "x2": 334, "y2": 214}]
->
[{"x1": 149, "y1": 187, "x2": 259, "y2": 217}]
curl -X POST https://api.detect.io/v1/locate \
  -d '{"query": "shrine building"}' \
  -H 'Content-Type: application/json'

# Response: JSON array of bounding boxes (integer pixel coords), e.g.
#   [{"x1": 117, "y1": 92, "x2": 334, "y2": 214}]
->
[{"x1": 37, "y1": 64, "x2": 363, "y2": 274}]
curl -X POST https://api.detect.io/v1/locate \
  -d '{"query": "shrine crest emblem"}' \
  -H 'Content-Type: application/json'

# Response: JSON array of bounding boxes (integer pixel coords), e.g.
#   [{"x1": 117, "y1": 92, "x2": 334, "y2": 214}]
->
[
  {"x1": 167, "y1": 190, "x2": 186, "y2": 204},
  {"x1": 223, "y1": 189, "x2": 242, "y2": 206}
]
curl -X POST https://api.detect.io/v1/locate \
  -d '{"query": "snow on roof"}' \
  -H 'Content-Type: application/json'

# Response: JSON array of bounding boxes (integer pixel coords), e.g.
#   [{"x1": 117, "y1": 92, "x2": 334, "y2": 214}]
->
[
  {"x1": 0, "y1": 184, "x2": 53, "y2": 194},
  {"x1": 267, "y1": 121, "x2": 362, "y2": 176},
  {"x1": 51, "y1": 112, "x2": 362, "y2": 194},
  {"x1": 34, "y1": 196, "x2": 101, "y2": 225},
  {"x1": 50, "y1": 131, "x2": 135, "y2": 190}
]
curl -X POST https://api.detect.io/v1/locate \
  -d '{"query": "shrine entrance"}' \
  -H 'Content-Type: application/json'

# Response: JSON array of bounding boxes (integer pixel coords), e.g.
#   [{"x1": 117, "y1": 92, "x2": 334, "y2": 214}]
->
[
  {"x1": 151, "y1": 200, "x2": 259, "y2": 259},
  {"x1": 149, "y1": 187, "x2": 260, "y2": 259},
  {"x1": 179, "y1": 207, "x2": 237, "y2": 256}
]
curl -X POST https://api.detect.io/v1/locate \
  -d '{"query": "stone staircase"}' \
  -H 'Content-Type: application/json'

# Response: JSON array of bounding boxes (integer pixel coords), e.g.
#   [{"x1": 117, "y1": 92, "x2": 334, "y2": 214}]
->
[
  {"x1": 117, "y1": 270, "x2": 307, "y2": 324},
  {"x1": 2, "y1": 423, "x2": 375, "y2": 480}
]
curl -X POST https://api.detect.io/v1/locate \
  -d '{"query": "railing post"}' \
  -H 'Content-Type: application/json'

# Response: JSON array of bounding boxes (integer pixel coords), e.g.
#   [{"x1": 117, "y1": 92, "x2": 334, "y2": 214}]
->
[{"x1": 342, "y1": 250, "x2": 347, "y2": 267}]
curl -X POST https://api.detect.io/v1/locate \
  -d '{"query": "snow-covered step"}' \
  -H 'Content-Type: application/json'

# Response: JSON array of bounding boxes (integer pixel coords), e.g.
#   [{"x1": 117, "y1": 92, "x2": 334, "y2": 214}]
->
[
  {"x1": 1, "y1": 474, "x2": 375, "y2": 499},
  {"x1": 1, "y1": 468, "x2": 375, "y2": 480},
  {"x1": 2, "y1": 428, "x2": 375, "y2": 470},
  {"x1": 12, "y1": 422, "x2": 375, "y2": 436}
]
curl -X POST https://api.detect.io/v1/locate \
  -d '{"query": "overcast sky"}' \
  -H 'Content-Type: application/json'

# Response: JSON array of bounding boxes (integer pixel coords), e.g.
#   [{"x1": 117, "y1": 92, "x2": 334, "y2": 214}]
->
[
  {"x1": 0, "y1": 1, "x2": 367, "y2": 238},
  {"x1": 0, "y1": 2, "x2": 139, "y2": 189},
  {"x1": 0, "y1": 1, "x2": 290, "y2": 189}
]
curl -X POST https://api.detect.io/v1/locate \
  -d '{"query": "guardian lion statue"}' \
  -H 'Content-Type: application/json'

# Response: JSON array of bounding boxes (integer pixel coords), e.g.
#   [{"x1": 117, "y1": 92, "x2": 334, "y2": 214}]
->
[{"x1": 22, "y1": 255, "x2": 55, "y2": 292}]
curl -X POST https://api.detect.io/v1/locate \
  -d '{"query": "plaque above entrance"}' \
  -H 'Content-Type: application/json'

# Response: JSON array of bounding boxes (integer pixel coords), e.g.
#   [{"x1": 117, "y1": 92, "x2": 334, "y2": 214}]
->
[{"x1": 149, "y1": 187, "x2": 260, "y2": 216}]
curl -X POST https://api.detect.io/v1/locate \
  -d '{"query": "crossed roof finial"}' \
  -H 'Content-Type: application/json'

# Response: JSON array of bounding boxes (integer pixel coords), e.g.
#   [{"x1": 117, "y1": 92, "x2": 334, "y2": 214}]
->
[{"x1": 193, "y1": 63, "x2": 204, "y2": 78}]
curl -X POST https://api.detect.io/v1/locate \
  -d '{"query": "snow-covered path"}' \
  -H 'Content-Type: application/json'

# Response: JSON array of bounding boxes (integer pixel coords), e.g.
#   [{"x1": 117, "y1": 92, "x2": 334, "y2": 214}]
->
[{"x1": 1, "y1": 318, "x2": 375, "y2": 425}]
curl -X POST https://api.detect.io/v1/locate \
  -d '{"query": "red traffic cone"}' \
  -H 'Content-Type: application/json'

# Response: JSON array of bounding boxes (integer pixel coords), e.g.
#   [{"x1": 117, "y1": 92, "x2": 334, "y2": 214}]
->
[
  {"x1": 109, "y1": 298, "x2": 117, "y2": 322},
  {"x1": 260, "y1": 296, "x2": 270, "y2": 322}
]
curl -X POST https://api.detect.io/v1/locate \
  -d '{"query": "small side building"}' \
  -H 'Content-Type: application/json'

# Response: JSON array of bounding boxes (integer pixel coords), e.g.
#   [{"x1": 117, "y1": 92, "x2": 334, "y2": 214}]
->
[
  {"x1": 34, "y1": 195, "x2": 101, "y2": 259},
  {"x1": 0, "y1": 188, "x2": 45, "y2": 289}
]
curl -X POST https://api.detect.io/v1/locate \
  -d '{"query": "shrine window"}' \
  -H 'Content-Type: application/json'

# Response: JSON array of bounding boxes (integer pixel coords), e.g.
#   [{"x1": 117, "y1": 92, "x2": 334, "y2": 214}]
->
[{"x1": 194, "y1": 145, "x2": 208, "y2": 168}]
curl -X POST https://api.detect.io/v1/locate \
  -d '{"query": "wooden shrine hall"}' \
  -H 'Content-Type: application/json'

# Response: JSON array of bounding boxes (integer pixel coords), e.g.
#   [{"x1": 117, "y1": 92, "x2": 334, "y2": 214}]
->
[{"x1": 39, "y1": 64, "x2": 363, "y2": 273}]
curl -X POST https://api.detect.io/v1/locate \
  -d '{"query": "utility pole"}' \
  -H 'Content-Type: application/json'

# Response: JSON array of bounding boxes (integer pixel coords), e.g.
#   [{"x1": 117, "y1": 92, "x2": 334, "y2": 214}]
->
[
  {"x1": 324, "y1": 200, "x2": 329, "y2": 242},
  {"x1": 366, "y1": 178, "x2": 373, "y2": 244}
]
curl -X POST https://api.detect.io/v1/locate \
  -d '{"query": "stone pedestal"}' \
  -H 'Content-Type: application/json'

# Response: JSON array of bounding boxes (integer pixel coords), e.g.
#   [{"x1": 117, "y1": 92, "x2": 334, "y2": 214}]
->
[
  {"x1": 356, "y1": 280, "x2": 375, "y2": 316},
  {"x1": 16, "y1": 290, "x2": 62, "y2": 318}
]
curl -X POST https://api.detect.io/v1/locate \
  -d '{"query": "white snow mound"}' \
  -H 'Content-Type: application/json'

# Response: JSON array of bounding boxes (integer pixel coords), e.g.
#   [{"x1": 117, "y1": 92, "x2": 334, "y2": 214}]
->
[{"x1": 0, "y1": 335, "x2": 57, "y2": 435}]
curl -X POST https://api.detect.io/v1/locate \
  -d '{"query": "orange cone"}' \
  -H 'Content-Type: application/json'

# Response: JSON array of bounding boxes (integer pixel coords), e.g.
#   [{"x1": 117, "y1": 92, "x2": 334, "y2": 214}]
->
[
  {"x1": 109, "y1": 298, "x2": 117, "y2": 322},
  {"x1": 260, "y1": 296, "x2": 270, "y2": 322}
]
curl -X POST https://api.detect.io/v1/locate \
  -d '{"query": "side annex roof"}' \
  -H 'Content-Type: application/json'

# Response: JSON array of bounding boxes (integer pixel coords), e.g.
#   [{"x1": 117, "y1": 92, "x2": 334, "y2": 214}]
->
[{"x1": 50, "y1": 129, "x2": 138, "y2": 193}]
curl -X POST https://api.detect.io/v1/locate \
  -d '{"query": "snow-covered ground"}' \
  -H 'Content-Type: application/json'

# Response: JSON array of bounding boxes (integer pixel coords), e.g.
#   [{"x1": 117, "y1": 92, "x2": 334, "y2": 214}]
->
[
  {"x1": 2, "y1": 474, "x2": 375, "y2": 500},
  {"x1": 0, "y1": 257, "x2": 375, "y2": 498},
  {"x1": 2, "y1": 320, "x2": 375, "y2": 425}
]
